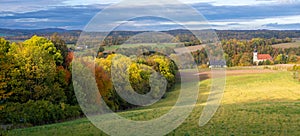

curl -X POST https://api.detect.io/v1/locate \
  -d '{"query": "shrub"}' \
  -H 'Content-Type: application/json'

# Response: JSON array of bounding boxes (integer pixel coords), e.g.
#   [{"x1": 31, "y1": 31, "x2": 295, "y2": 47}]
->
[
  {"x1": 92, "y1": 54, "x2": 177, "y2": 111},
  {"x1": 292, "y1": 65, "x2": 300, "y2": 81},
  {"x1": 0, "y1": 100, "x2": 81, "y2": 126},
  {"x1": 199, "y1": 64, "x2": 209, "y2": 69}
]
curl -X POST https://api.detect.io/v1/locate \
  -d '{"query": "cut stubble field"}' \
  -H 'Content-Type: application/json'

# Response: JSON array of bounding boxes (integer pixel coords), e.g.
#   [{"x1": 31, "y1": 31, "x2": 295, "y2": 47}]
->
[
  {"x1": 5, "y1": 69, "x2": 300, "y2": 136},
  {"x1": 272, "y1": 40, "x2": 300, "y2": 49}
]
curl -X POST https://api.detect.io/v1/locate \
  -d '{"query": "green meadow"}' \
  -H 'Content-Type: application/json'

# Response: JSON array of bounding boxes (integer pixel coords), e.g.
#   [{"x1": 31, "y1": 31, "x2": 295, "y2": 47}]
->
[
  {"x1": 103, "y1": 43, "x2": 179, "y2": 51},
  {"x1": 4, "y1": 71, "x2": 300, "y2": 136}
]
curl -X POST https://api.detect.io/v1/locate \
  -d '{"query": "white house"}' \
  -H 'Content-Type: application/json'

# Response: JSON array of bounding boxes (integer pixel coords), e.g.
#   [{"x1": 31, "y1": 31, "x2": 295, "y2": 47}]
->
[{"x1": 208, "y1": 60, "x2": 227, "y2": 68}]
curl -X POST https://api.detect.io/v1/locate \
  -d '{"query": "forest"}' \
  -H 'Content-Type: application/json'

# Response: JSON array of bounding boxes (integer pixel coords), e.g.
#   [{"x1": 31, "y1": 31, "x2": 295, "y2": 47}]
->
[
  {"x1": 0, "y1": 34, "x2": 177, "y2": 127},
  {"x1": 191, "y1": 37, "x2": 300, "y2": 67}
]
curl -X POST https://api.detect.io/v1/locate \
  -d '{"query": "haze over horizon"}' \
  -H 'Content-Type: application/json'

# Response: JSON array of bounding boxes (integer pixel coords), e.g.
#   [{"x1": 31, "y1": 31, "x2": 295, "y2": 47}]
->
[{"x1": 0, "y1": 0, "x2": 300, "y2": 30}]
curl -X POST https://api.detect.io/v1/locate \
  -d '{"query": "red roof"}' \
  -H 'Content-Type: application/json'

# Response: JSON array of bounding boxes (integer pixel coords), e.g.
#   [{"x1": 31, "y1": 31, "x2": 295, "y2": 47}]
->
[{"x1": 258, "y1": 54, "x2": 272, "y2": 60}]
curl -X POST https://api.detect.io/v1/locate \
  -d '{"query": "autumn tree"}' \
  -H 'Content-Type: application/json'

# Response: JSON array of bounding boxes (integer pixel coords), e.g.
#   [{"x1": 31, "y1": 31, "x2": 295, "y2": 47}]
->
[
  {"x1": 23, "y1": 35, "x2": 63, "y2": 65},
  {"x1": 0, "y1": 36, "x2": 81, "y2": 126},
  {"x1": 50, "y1": 33, "x2": 69, "y2": 67},
  {"x1": 0, "y1": 38, "x2": 13, "y2": 103},
  {"x1": 7, "y1": 36, "x2": 66, "y2": 104}
]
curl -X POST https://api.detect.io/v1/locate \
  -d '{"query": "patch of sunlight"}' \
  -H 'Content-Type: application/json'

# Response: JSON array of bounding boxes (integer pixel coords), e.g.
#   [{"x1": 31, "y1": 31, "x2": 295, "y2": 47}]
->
[{"x1": 219, "y1": 71, "x2": 300, "y2": 104}]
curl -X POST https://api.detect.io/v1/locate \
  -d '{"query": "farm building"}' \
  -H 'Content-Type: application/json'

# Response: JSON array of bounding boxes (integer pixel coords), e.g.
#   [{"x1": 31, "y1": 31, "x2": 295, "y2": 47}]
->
[{"x1": 208, "y1": 60, "x2": 227, "y2": 68}]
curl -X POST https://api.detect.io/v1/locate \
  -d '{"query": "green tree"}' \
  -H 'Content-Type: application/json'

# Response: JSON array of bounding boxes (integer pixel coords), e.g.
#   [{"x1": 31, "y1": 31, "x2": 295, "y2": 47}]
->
[
  {"x1": 275, "y1": 54, "x2": 285, "y2": 64},
  {"x1": 146, "y1": 55, "x2": 176, "y2": 90},
  {"x1": 288, "y1": 54, "x2": 298, "y2": 63},
  {"x1": 50, "y1": 33, "x2": 69, "y2": 67},
  {"x1": 0, "y1": 38, "x2": 13, "y2": 103},
  {"x1": 7, "y1": 38, "x2": 66, "y2": 103},
  {"x1": 238, "y1": 53, "x2": 252, "y2": 66}
]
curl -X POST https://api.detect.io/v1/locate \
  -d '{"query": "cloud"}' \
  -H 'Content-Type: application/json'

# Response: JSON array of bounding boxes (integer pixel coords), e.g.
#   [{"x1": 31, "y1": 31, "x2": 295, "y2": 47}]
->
[
  {"x1": 0, "y1": 5, "x2": 100, "y2": 29},
  {"x1": 0, "y1": 1, "x2": 299, "y2": 30},
  {"x1": 14, "y1": 18, "x2": 49, "y2": 22},
  {"x1": 0, "y1": 0, "x2": 63, "y2": 13},
  {"x1": 116, "y1": 18, "x2": 299, "y2": 30},
  {"x1": 263, "y1": 23, "x2": 300, "y2": 30},
  {"x1": 193, "y1": 3, "x2": 300, "y2": 20},
  {"x1": 0, "y1": 13, "x2": 14, "y2": 17},
  {"x1": 277, "y1": 0, "x2": 298, "y2": 4},
  {"x1": 104, "y1": 14, "x2": 300, "y2": 31},
  {"x1": 62, "y1": 0, "x2": 118, "y2": 5},
  {"x1": 62, "y1": 0, "x2": 295, "y2": 6},
  {"x1": 1, "y1": 0, "x2": 299, "y2": 13}
]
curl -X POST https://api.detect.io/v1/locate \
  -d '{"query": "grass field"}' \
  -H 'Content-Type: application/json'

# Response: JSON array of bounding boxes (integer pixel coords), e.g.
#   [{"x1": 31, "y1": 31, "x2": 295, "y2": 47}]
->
[
  {"x1": 3, "y1": 70, "x2": 300, "y2": 135},
  {"x1": 103, "y1": 43, "x2": 180, "y2": 51},
  {"x1": 102, "y1": 43, "x2": 204, "y2": 52},
  {"x1": 272, "y1": 41, "x2": 300, "y2": 49}
]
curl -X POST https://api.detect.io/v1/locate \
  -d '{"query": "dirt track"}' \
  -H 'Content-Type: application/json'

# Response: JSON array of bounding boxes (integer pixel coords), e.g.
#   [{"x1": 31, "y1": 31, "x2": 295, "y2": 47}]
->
[
  {"x1": 200, "y1": 69, "x2": 277, "y2": 79},
  {"x1": 178, "y1": 69, "x2": 277, "y2": 82}
]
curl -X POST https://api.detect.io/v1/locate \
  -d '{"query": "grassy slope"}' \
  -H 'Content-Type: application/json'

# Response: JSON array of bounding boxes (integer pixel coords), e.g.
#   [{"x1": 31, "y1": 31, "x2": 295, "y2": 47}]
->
[{"x1": 5, "y1": 71, "x2": 300, "y2": 136}]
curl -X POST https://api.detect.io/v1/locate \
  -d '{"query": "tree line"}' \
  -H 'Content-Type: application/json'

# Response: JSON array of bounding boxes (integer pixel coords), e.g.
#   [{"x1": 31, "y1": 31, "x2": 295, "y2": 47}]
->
[
  {"x1": 0, "y1": 35, "x2": 178, "y2": 128},
  {"x1": 192, "y1": 37, "x2": 300, "y2": 67},
  {"x1": 0, "y1": 34, "x2": 79, "y2": 127}
]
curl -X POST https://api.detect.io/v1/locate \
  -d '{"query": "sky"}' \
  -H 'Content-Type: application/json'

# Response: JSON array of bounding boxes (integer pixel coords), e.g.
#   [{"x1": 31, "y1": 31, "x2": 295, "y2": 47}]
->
[{"x1": 0, "y1": 0, "x2": 299, "y2": 30}]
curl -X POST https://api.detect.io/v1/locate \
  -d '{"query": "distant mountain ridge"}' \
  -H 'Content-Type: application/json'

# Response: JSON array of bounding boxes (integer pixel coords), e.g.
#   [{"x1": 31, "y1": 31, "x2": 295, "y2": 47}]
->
[
  {"x1": 1, "y1": 28, "x2": 300, "y2": 44},
  {"x1": 0, "y1": 28, "x2": 81, "y2": 36},
  {"x1": 1, "y1": 27, "x2": 300, "y2": 36}
]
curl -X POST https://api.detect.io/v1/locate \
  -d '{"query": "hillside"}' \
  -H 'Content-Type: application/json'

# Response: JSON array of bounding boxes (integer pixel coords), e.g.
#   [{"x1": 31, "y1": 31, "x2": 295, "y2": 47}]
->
[{"x1": 5, "y1": 70, "x2": 300, "y2": 136}]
